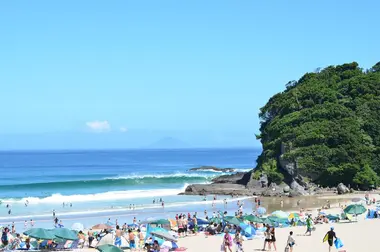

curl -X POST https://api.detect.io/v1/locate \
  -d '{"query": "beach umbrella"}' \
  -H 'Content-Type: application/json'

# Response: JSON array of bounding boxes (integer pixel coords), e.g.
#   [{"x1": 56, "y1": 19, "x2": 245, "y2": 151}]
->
[
  {"x1": 257, "y1": 207, "x2": 266, "y2": 215},
  {"x1": 71, "y1": 223, "x2": 84, "y2": 232},
  {"x1": 51, "y1": 228, "x2": 78, "y2": 240},
  {"x1": 150, "y1": 231, "x2": 177, "y2": 242},
  {"x1": 243, "y1": 214, "x2": 263, "y2": 223},
  {"x1": 97, "y1": 244, "x2": 123, "y2": 252},
  {"x1": 92, "y1": 224, "x2": 113, "y2": 230},
  {"x1": 142, "y1": 218, "x2": 170, "y2": 225},
  {"x1": 223, "y1": 216, "x2": 242, "y2": 226},
  {"x1": 288, "y1": 213, "x2": 300, "y2": 220},
  {"x1": 271, "y1": 210, "x2": 289, "y2": 219},
  {"x1": 344, "y1": 204, "x2": 366, "y2": 215},
  {"x1": 24, "y1": 228, "x2": 56, "y2": 240},
  {"x1": 262, "y1": 218, "x2": 274, "y2": 226},
  {"x1": 209, "y1": 217, "x2": 222, "y2": 224}
]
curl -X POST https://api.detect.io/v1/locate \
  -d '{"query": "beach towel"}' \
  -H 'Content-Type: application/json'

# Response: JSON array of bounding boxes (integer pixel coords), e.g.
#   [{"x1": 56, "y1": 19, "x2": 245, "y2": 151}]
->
[{"x1": 334, "y1": 238, "x2": 343, "y2": 249}]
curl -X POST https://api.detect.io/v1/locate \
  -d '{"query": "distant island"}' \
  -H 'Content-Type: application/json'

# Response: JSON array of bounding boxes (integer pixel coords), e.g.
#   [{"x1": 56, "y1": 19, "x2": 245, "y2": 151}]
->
[{"x1": 183, "y1": 62, "x2": 380, "y2": 197}]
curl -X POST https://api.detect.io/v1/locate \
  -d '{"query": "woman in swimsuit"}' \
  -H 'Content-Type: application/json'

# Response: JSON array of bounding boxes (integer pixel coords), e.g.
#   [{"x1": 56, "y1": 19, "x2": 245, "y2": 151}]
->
[{"x1": 223, "y1": 229, "x2": 233, "y2": 252}]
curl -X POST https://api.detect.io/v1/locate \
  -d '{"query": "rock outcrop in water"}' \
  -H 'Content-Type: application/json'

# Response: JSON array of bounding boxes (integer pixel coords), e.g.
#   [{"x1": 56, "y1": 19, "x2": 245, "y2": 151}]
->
[{"x1": 189, "y1": 166, "x2": 236, "y2": 173}]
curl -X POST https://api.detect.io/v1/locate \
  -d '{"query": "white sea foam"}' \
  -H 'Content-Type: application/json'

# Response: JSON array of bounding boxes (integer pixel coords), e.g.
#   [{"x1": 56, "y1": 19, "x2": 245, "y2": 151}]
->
[{"x1": 1, "y1": 184, "x2": 191, "y2": 204}]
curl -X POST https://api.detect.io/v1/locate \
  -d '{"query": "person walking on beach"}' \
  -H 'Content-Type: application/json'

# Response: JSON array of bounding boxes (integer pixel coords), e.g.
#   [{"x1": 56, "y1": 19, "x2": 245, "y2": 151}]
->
[
  {"x1": 325, "y1": 227, "x2": 337, "y2": 252},
  {"x1": 114, "y1": 225, "x2": 122, "y2": 248},
  {"x1": 262, "y1": 225, "x2": 272, "y2": 251},
  {"x1": 286, "y1": 231, "x2": 295, "y2": 252},
  {"x1": 223, "y1": 229, "x2": 233, "y2": 252},
  {"x1": 305, "y1": 215, "x2": 313, "y2": 236},
  {"x1": 193, "y1": 215, "x2": 198, "y2": 235},
  {"x1": 137, "y1": 229, "x2": 144, "y2": 250},
  {"x1": 234, "y1": 229, "x2": 244, "y2": 252},
  {"x1": 270, "y1": 227, "x2": 277, "y2": 251},
  {"x1": 128, "y1": 229, "x2": 136, "y2": 251}
]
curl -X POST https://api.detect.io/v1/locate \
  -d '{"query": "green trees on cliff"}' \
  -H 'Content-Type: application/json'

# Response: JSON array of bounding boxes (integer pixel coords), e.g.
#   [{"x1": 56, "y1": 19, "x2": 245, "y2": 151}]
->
[{"x1": 256, "y1": 62, "x2": 380, "y2": 189}]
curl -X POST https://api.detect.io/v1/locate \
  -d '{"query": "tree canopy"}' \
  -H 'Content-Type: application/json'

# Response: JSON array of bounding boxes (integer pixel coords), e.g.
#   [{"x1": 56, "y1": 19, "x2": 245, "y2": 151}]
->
[{"x1": 256, "y1": 62, "x2": 380, "y2": 189}]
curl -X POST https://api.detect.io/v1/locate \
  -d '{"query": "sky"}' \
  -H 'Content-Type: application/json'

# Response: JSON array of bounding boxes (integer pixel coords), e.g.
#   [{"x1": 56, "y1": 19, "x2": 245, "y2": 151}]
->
[{"x1": 0, "y1": 1, "x2": 379, "y2": 150}]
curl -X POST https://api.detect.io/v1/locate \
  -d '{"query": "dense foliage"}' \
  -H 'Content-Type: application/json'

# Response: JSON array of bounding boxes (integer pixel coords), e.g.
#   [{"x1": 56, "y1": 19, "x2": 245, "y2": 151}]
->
[{"x1": 256, "y1": 62, "x2": 380, "y2": 189}]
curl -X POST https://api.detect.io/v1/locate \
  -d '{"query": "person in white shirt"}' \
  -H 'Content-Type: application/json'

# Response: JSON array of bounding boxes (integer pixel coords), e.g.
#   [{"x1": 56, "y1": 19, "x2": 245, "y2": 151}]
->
[{"x1": 286, "y1": 231, "x2": 295, "y2": 252}]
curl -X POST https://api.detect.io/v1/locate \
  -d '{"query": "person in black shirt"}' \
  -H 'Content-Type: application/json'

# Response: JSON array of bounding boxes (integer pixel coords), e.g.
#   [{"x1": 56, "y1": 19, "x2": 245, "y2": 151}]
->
[{"x1": 325, "y1": 227, "x2": 337, "y2": 252}]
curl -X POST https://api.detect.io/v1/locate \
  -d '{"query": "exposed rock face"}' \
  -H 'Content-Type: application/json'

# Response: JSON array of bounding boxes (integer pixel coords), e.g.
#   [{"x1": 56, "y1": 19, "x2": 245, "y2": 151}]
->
[
  {"x1": 183, "y1": 183, "x2": 253, "y2": 196},
  {"x1": 337, "y1": 183, "x2": 350, "y2": 194},
  {"x1": 211, "y1": 172, "x2": 246, "y2": 184},
  {"x1": 189, "y1": 166, "x2": 236, "y2": 172}
]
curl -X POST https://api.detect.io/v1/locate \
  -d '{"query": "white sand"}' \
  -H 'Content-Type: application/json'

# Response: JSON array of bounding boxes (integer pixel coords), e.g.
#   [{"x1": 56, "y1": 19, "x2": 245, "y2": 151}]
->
[{"x1": 177, "y1": 194, "x2": 379, "y2": 252}]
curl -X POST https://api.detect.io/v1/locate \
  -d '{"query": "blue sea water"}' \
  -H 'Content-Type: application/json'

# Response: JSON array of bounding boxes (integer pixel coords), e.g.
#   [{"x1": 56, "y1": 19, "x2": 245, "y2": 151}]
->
[{"x1": 0, "y1": 148, "x2": 259, "y2": 228}]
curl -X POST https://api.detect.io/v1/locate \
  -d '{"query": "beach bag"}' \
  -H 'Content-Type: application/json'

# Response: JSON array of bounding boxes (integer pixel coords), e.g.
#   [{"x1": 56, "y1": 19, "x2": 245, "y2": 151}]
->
[
  {"x1": 284, "y1": 246, "x2": 290, "y2": 252},
  {"x1": 334, "y1": 238, "x2": 343, "y2": 249},
  {"x1": 220, "y1": 244, "x2": 225, "y2": 252}
]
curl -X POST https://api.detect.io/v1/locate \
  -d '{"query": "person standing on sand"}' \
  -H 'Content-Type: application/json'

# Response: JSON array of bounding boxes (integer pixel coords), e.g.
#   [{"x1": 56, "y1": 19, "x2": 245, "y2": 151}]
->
[
  {"x1": 262, "y1": 225, "x2": 272, "y2": 251},
  {"x1": 193, "y1": 215, "x2": 198, "y2": 235},
  {"x1": 305, "y1": 215, "x2": 313, "y2": 236},
  {"x1": 234, "y1": 229, "x2": 244, "y2": 252},
  {"x1": 88, "y1": 229, "x2": 94, "y2": 247},
  {"x1": 286, "y1": 231, "x2": 295, "y2": 252},
  {"x1": 128, "y1": 229, "x2": 136, "y2": 251},
  {"x1": 223, "y1": 229, "x2": 233, "y2": 252},
  {"x1": 270, "y1": 227, "x2": 277, "y2": 251},
  {"x1": 137, "y1": 229, "x2": 144, "y2": 250},
  {"x1": 114, "y1": 225, "x2": 122, "y2": 247},
  {"x1": 325, "y1": 227, "x2": 337, "y2": 252}
]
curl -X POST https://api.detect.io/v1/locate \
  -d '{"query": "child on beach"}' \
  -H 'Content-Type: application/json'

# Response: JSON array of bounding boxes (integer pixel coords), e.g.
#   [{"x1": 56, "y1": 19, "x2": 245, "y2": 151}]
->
[
  {"x1": 286, "y1": 231, "x2": 295, "y2": 252},
  {"x1": 234, "y1": 229, "x2": 244, "y2": 252},
  {"x1": 263, "y1": 225, "x2": 272, "y2": 251}
]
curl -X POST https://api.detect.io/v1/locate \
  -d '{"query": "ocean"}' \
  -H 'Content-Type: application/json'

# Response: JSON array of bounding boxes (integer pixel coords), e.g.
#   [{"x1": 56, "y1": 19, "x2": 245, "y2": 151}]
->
[{"x1": 0, "y1": 148, "x2": 259, "y2": 229}]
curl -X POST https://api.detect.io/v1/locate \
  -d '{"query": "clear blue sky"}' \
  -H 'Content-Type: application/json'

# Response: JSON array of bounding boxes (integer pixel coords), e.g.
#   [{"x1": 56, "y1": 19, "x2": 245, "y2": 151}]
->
[{"x1": 0, "y1": 1, "x2": 379, "y2": 149}]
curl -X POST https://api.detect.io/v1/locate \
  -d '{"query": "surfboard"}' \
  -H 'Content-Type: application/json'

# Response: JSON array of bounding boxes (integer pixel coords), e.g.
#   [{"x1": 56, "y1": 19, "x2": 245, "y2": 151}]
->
[{"x1": 323, "y1": 233, "x2": 328, "y2": 242}]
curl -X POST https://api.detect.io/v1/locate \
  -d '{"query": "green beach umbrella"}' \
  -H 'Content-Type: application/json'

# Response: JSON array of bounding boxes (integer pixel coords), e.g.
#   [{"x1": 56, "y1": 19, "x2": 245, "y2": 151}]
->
[
  {"x1": 51, "y1": 228, "x2": 78, "y2": 240},
  {"x1": 142, "y1": 218, "x2": 170, "y2": 225},
  {"x1": 262, "y1": 218, "x2": 274, "y2": 226},
  {"x1": 344, "y1": 204, "x2": 366, "y2": 215},
  {"x1": 224, "y1": 216, "x2": 242, "y2": 226},
  {"x1": 209, "y1": 217, "x2": 222, "y2": 224},
  {"x1": 268, "y1": 216, "x2": 288, "y2": 223},
  {"x1": 243, "y1": 214, "x2": 263, "y2": 223},
  {"x1": 97, "y1": 244, "x2": 123, "y2": 252},
  {"x1": 24, "y1": 228, "x2": 56, "y2": 240}
]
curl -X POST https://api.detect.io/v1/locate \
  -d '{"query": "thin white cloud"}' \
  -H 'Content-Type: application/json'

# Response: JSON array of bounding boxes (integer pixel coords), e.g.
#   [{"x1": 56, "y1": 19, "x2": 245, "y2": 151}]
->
[
  {"x1": 120, "y1": 127, "x2": 128, "y2": 132},
  {"x1": 86, "y1": 120, "x2": 111, "y2": 132}
]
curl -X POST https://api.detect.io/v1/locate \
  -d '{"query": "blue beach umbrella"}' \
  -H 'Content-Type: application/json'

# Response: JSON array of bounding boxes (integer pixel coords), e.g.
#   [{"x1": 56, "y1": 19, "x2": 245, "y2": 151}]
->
[{"x1": 257, "y1": 207, "x2": 266, "y2": 215}]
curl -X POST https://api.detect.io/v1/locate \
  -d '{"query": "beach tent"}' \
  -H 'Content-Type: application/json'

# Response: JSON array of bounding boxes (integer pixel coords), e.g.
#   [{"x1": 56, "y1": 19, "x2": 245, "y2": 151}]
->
[
  {"x1": 239, "y1": 223, "x2": 256, "y2": 238},
  {"x1": 24, "y1": 228, "x2": 56, "y2": 240},
  {"x1": 71, "y1": 223, "x2": 84, "y2": 232},
  {"x1": 97, "y1": 233, "x2": 129, "y2": 248},
  {"x1": 51, "y1": 228, "x2": 78, "y2": 240},
  {"x1": 97, "y1": 244, "x2": 123, "y2": 252},
  {"x1": 142, "y1": 218, "x2": 170, "y2": 225}
]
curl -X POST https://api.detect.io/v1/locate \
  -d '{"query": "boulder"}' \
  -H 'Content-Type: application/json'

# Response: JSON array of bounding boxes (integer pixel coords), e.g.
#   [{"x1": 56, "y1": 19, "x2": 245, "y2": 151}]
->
[
  {"x1": 283, "y1": 185, "x2": 290, "y2": 193},
  {"x1": 290, "y1": 180, "x2": 308, "y2": 196},
  {"x1": 337, "y1": 183, "x2": 350, "y2": 194},
  {"x1": 183, "y1": 183, "x2": 252, "y2": 196}
]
